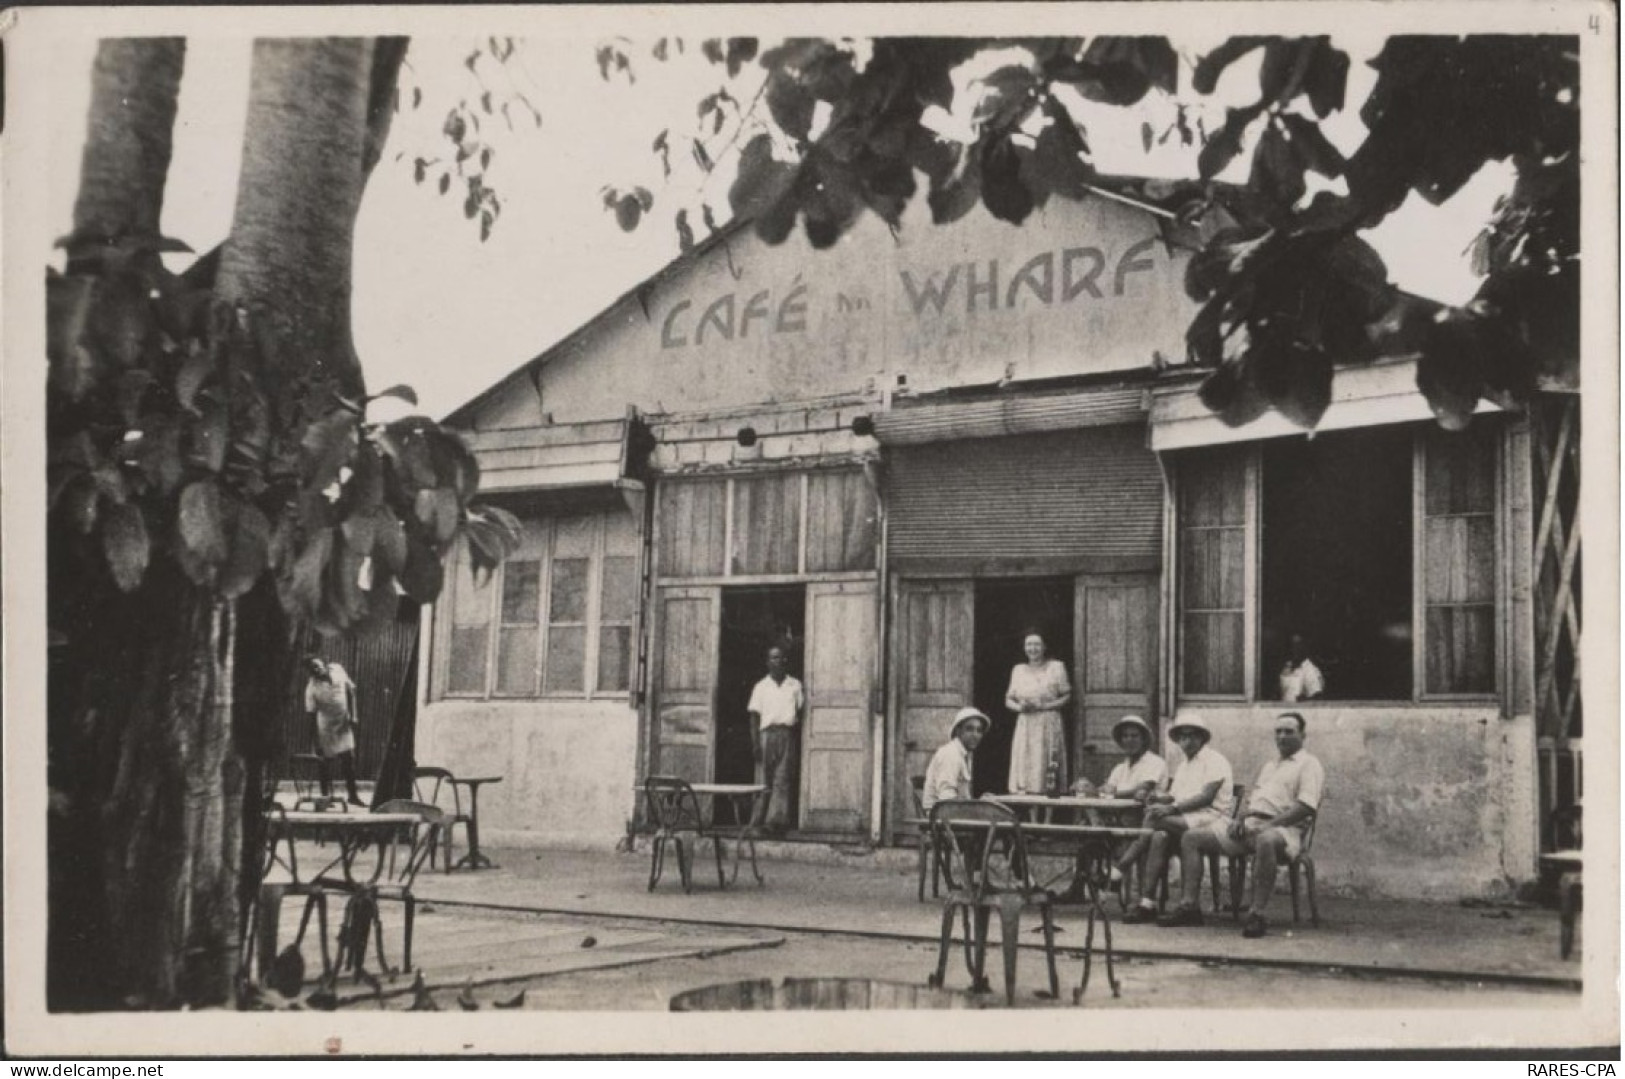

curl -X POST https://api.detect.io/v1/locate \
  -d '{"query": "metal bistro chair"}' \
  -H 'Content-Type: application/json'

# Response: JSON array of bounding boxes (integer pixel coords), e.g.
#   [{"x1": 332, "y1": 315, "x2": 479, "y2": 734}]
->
[
  {"x1": 643, "y1": 776, "x2": 726, "y2": 894},
  {"x1": 1226, "y1": 810, "x2": 1321, "y2": 926},
  {"x1": 925, "y1": 799, "x2": 1060, "y2": 1006},
  {"x1": 910, "y1": 776, "x2": 946, "y2": 902},
  {"x1": 412, "y1": 766, "x2": 473, "y2": 872},
  {"x1": 307, "y1": 799, "x2": 445, "y2": 985}
]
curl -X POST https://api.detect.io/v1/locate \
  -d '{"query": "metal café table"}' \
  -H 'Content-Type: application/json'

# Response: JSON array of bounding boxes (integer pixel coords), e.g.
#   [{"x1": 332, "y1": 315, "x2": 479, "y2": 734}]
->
[
  {"x1": 253, "y1": 808, "x2": 424, "y2": 988},
  {"x1": 992, "y1": 793, "x2": 1142, "y2": 823},
  {"x1": 638, "y1": 781, "x2": 768, "y2": 889},
  {"x1": 943, "y1": 815, "x2": 1151, "y2": 1001},
  {"x1": 446, "y1": 775, "x2": 503, "y2": 870}
]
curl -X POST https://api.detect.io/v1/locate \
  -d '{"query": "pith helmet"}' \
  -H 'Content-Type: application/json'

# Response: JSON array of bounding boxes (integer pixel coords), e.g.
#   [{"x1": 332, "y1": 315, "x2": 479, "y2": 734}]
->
[
  {"x1": 1167, "y1": 713, "x2": 1213, "y2": 745},
  {"x1": 1111, "y1": 714, "x2": 1155, "y2": 746},
  {"x1": 950, "y1": 707, "x2": 990, "y2": 740}
]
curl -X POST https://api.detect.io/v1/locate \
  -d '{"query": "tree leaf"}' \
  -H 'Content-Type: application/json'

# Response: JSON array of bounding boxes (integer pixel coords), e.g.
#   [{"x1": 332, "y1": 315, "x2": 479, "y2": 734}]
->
[
  {"x1": 192, "y1": 400, "x2": 230, "y2": 473},
  {"x1": 175, "y1": 344, "x2": 215, "y2": 413},
  {"x1": 614, "y1": 195, "x2": 642, "y2": 232},
  {"x1": 1279, "y1": 113, "x2": 1345, "y2": 178},
  {"x1": 1198, "y1": 104, "x2": 1263, "y2": 180},
  {"x1": 373, "y1": 510, "x2": 408, "y2": 574},
  {"x1": 287, "y1": 529, "x2": 333, "y2": 616},
  {"x1": 1192, "y1": 36, "x2": 1266, "y2": 95},
  {"x1": 730, "y1": 134, "x2": 799, "y2": 224},
  {"x1": 398, "y1": 534, "x2": 444, "y2": 601},
  {"x1": 102, "y1": 503, "x2": 150, "y2": 592},
  {"x1": 980, "y1": 137, "x2": 1034, "y2": 225},
  {"x1": 179, "y1": 479, "x2": 230, "y2": 569},
  {"x1": 117, "y1": 369, "x2": 155, "y2": 427},
  {"x1": 675, "y1": 208, "x2": 695, "y2": 252},
  {"x1": 367, "y1": 384, "x2": 419, "y2": 408},
  {"x1": 219, "y1": 501, "x2": 271, "y2": 599},
  {"x1": 301, "y1": 411, "x2": 359, "y2": 493},
  {"x1": 1248, "y1": 120, "x2": 1306, "y2": 212},
  {"x1": 414, "y1": 488, "x2": 462, "y2": 546},
  {"x1": 1305, "y1": 40, "x2": 1350, "y2": 118}
]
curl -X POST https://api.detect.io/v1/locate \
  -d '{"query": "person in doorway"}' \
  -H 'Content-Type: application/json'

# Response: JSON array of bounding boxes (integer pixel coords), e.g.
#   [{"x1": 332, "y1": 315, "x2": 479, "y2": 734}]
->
[
  {"x1": 1278, "y1": 632, "x2": 1325, "y2": 703},
  {"x1": 1121, "y1": 713, "x2": 1234, "y2": 925},
  {"x1": 304, "y1": 655, "x2": 364, "y2": 806},
  {"x1": 1175, "y1": 712, "x2": 1325, "y2": 938},
  {"x1": 921, "y1": 707, "x2": 989, "y2": 812},
  {"x1": 1004, "y1": 629, "x2": 1071, "y2": 794},
  {"x1": 749, "y1": 644, "x2": 804, "y2": 834}
]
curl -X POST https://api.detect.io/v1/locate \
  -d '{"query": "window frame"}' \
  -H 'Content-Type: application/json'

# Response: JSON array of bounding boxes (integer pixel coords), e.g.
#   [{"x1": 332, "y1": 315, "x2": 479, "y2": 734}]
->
[
  {"x1": 434, "y1": 508, "x2": 641, "y2": 704},
  {"x1": 1172, "y1": 422, "x2": 1503, "y2": 707}
]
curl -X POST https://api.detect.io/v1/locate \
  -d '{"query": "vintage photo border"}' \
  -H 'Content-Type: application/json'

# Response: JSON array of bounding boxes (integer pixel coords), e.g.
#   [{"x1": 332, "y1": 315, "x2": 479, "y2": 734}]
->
[{"x1": 3, "y1": 1, "x2": 1617, "y2": 1057}]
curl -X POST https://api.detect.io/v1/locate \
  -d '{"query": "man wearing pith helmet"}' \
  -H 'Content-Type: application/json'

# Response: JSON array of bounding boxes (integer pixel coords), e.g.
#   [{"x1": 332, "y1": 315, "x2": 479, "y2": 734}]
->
[
  {"x1": 1094, "y1": 714, "x2": 1168, "y2": 882},
  {"x1": 921, "y1": 707, "x2": 989, "y2": 812},
  {"x1": 1122, "y1": 713, "x2": 1234, "y2": 925}
]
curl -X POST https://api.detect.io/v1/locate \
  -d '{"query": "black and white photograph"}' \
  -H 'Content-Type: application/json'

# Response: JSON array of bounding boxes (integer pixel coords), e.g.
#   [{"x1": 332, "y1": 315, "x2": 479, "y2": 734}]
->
[{"x1": 4, "y1": 1, "x2": 1617, "y2": 1059}]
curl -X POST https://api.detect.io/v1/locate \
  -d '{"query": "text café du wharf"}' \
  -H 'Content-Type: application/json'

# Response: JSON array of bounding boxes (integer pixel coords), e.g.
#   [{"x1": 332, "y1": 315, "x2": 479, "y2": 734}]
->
[{"x1": 658, "y1": 235, "x2": 1166, "y2": 349}]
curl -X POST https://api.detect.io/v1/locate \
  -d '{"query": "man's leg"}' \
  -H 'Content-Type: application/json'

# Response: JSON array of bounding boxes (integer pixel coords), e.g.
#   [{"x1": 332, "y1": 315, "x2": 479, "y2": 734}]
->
[
  {"x1": 1176, "y1": 828, "x2": 1222, "y2": 909},
  {"x1": 318, "y1": 754, "x2": 334, "y2": 798},
  {"x1": 1242, "y1": 829, "x2": 1289, "y2": 937},
  {"x1": 764, "y1": 728, "x2": 795, "y2": 832},
  {"x1": 1125, "y1": 820, "x2": 1183, "y2": 921}
]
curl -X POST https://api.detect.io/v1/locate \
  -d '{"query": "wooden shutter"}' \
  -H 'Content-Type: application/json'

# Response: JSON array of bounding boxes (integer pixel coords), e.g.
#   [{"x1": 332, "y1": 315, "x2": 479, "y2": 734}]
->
[
  {"x1": 889, "y1": 579, "x2": 973, "y2": 836},
  {"x1": 799, "y1": 581, "x2": 876, "y2": 835},
  {"x1": 1419, "y1": 424, "x2": 1499, "y2": 696},
  {"x1": 1178, "y1": 448, "x2": 1252, "y2": 697},
  {"x1": 1074, "y1": 574, "x2": 1159, "y2": 785},
  {"x1": 650, "y1": 586, "x2": 719, "y2": 783}
]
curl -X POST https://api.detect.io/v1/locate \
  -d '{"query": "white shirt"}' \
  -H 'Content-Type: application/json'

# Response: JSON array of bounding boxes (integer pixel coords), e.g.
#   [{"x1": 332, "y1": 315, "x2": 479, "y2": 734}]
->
[
  {"x1": 1169, "y1": 745, "x2": 1235, "y2": 818},
  {"x1": 921, "y1": 739, "x2": 974, "y2": 812},
  {"x1": 1280, "y1": 659, "x2": 1325, "y2": 702},
  {"x1": 747, "y1": 674, "x2": 804, "y2": 730},
  {"x1": 1104, "y1": 751, "x2": 1168, "y2": 796},
  {"x1": 1248, "y1": 750, "x2": 1326, "y2": 817}
]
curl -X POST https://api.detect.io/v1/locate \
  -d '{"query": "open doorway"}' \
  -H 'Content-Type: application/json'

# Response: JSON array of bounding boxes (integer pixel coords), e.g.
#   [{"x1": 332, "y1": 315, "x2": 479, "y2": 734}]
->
[
  {"x1": 971, "y1": 578, "x2": 1075, "y2": 796},
  {"x1": 715, "y1": 586, "x2": 806, "y2": 823}
]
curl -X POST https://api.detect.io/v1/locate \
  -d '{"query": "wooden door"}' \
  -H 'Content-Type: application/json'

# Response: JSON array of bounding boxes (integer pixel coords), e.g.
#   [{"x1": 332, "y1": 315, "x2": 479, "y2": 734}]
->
[
  {"x1": 799, "y1": 581, "x2": 876, "y2": 835},
  {"x1": 890, "y1": 579, "x2": 973, "y2": 835},
  {"x1": 650, "y1": 586, "x2": 720, "y2": 784},
  {"x1": 1073, "y1": 574, "x2": 1158, "y2": 785}
]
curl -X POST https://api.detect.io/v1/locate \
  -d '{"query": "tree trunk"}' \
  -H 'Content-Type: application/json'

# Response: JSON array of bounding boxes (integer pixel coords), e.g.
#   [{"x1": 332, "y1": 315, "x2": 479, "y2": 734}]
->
[
  {"x1": 71, "y1": 38, "x2": 186, "y2": 246},
  {"x1": 217, "y1": 38, "x2": 375, "y2": 401}
]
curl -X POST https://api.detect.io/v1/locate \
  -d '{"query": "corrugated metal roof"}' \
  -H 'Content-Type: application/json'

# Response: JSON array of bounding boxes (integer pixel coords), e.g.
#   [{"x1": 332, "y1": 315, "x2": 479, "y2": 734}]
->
[
  {"x1": 874, "y1": 387, "x2": 1147, "y2": 445},
  {"x1": 887, "y1": 425, "x2": 1163, "y2": 567}
]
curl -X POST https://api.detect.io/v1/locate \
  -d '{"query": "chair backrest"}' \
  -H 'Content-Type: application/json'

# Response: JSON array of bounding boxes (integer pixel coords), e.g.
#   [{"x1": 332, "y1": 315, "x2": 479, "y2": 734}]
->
[
  {"x1": 644, "y1": 776, "x2": 705, "y2": 833},
  {"x1": 412, "y1": 766, "x2": 464, "y2": 818},
  {"x1": 1229, "y1": 784, "x2": 1247, "y2": 820},
  {"x1": 371, "y1": 799, "x2": 448, "y2": 886},
  {"x1": 909, "y1": 775, "x2": 927, "y2": 816},
  {"x1": 928, "y1": 799, "x2": 1032, "y2": 898},
  {"x1": 1298, "y1": 811, "x2": 1318, "y2": 857}
]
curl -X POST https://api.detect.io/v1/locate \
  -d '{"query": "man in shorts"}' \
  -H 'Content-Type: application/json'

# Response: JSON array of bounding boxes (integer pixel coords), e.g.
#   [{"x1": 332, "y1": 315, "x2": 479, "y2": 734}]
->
[
  {"x1": 1122, "y1": 714, "x2": 1233, "y2": 925},
  {"x1": 1172, "y1": 711, "x2": 1325, "y2": 937}
]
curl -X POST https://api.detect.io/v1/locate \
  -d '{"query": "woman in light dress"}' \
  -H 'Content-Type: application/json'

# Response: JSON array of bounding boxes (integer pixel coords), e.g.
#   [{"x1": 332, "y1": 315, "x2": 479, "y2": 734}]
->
[{"x1": 1004, "y1": 629, "x2": 1072, "y2": 794}]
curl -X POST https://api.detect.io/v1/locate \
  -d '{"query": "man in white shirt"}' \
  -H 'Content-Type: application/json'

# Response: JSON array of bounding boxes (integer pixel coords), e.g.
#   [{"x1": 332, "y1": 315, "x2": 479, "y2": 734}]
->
[
  {"x1": 1177, "y1": 712, "x2": 1326, "y2": 938},
  {"x1": 1092, "y1": 715, "x2": 1168, "y2": 880},
  {"x1": 1122, "y1": 714, "x2": 1234, "y2": 925},
  {"x1": 748, "y1": 645, "x2": 804, "y2": 833},
  {"x1": 921, "y1": 707, "x2": 989, "y2": 812},
  {"x1": 1278, "y1": 633, "x2": 1325, "y2": 703}
]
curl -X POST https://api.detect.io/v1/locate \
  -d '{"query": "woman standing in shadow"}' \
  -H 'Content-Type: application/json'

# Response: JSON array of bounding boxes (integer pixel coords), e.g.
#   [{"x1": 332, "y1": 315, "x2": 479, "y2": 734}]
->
[{"x1": 1004, "y1": 628, "x2": 1071, "y2": 794}]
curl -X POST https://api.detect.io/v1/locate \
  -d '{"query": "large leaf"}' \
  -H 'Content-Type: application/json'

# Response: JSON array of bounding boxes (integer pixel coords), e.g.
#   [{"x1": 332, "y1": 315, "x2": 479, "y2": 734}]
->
[
  {"x1": 980, "y1": 137, "x2": 1034, "y2": 225},
  {"x1": 729, "y1": 134, "x2": 799, "y2": 225},
  {"x1": 1279, "y1": 114, "x2": 1345, "y2": 178},
  {"x1": 286, "y1": 529, "x2": 333, "y2": 616},
  {"x1": 1192, "y1": 36, "x2": 1266, "y2": 95},
  {"x1": 102, "y1": 503, "x2": 150, "y2": 592},
  {"x1": 192, "y1": 399, "x2": 230, "y2": 473},
  {"x1": 1304, "y1": 40, "x2": 1350, "y2": 118},
  {"x1": 398, "y1": 533, "x2": 445, "y2": 601},
  {"x1": 301, "y1": 411, "x2": 360, "y2": 493},
  {"x1": 219, "y1": 502, "x2": 271, "y2": 600},
  {"x1": 414, "y1": 487, "x2": 462, "y2": 546},
  {"x1": 179, "y1": 479, "x2": 229, "y2": 568},
  {"x1": 175, "y1": 344, "x2": 215, "y2": 413},
  {"x1": 1248, "y1": 121, "x2": 1306, "y2": 213},
  {"x1": 1197, "y1": 104, "x2": 1263, "y2": 180}
]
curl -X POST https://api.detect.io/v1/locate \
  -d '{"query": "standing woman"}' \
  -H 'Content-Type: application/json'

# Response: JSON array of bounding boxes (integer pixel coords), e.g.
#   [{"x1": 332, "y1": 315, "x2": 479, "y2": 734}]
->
[
  {"x1": 305, "y1": 656, "x2": 364, "y2": 806},
  {"x1": 1005, "y1": 629, "x2": 1072, "y2": 794}
]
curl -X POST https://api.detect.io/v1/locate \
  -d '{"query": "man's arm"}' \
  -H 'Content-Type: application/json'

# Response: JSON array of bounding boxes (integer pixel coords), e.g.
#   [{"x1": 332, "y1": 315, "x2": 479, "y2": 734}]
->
[{"x1": 1149, "y1": 779, "x2": 1223, "y2": 821}]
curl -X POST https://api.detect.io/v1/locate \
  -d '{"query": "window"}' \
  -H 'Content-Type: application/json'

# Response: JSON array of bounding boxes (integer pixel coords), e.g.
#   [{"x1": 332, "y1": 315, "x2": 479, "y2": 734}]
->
[
  {"x1": 434, "y1": 508, "x2": 640, "y2": 700},
  {"x1": 1176, "y1": 422, "x2": 1499, "y2": 702}
]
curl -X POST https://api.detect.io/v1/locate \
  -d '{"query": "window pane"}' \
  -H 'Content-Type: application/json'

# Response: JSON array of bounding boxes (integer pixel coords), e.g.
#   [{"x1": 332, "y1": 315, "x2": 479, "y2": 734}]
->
[
  {"x1": 554, "y1": 514, "x2": 597, "y2": 557},
  {"x1": 550, "y1": 558, "x2": 589, "y2": 622},
  {"x1": 1183, "y1": 613, "x2": 1244, "y2": 695},
  {"x1": 1181, "y1": 528, "x2": 1245, "y2": 609},
  {"x1": 1260, "y1": 427, "x2": 1412, "y2": 701},
  {"x1": 806, "y1": 469, "x2": 877, "y2": 572},
  {"x1": 1181, "y1": 453, "x2": 1246, "y2": 526},
  {"x1": 448, "y1": 626, "x2": 488, "y2": 694},
  {"x1": 601, "y1": 556, "x2": 638, "y2": 622},
  {"x1": 450, "y1": 553, "x2": 492, "y2": 623},
  {"x1": 501, "y1": 560, "x2": 540, "y2": 622},
  {"x1": 1425, "y1": 426, "x2": 1496, "y2": 514},
  {"x1": 732, "y1": 473, "x2": 801, "y2": 575},
  {"x1": 603, "y1": 508, "x2": 640, "y2": 556},
  {"x1": 496, "y1": 627, "x2": 539, "y2": 694},
  {"x1": 1424, "y1": 516, "x2": 1496, "y2": 604},
  {"x1": 1427, "y1": 607, "x2": 1495, "y2": 694},
  {"x1": 657, "y1": 479, "x2": 727, "y2": 577},
  {"x1": 598, "y1": 625, "x2": 632, "y2": 692},
  {"x1": 545, "y1": 626, "x2": 586, "y2": 692}
]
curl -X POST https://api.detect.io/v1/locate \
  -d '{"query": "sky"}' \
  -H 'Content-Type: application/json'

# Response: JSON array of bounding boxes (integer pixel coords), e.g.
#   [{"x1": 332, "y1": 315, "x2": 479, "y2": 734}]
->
[{"x1": 48, "y1": 34, "x2": 1512, "y2": 420}]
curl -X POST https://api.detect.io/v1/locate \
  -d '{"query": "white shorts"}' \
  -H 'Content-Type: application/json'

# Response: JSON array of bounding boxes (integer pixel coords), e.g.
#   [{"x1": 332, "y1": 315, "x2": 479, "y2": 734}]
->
[{"x1": 1204, "y1": 817, "x2": 1305, "y2": 859}]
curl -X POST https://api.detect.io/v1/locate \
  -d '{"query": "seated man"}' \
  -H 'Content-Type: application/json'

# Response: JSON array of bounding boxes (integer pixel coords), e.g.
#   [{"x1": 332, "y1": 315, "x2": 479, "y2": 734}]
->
[
  {"x1": 1172, "y1": 711, "x2": 1325, "y2": 938},
  {"x1": 1122, "y1": 714, "x2": 1233, "y2": 925},
  {"x1": 921, "y1": 707, "x2": 989, "y2": 812},
  {"x1": 1091, "y1": 715, "x2": 1168, "y2": 882}
]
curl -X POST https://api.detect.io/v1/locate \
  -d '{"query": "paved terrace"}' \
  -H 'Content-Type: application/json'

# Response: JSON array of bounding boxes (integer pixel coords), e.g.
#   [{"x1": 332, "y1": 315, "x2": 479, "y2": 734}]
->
[{"x1": 411, "y1": 842, "x2": 1582, "y2": 989}]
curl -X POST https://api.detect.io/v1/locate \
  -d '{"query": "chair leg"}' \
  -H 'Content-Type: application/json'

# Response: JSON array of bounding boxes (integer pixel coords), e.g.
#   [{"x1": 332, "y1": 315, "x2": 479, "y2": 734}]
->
[
  {"x1": 1289, "y1": 861, "x2": 1302, "y2": 923},
  {"x1": 1305, "y1": 858, "x2": 1320, "y2": 927},
  {"x1": 928, "y1": 903, "x2": 956, "y2": 988},
  {"x1": 402, "y1": 894, "x2": 416, "y2": 974},
  {"x1": 1039, "y1": 903, "x2": 1060, "y2": 1000},
  {"x1": 1207, "y1": 853, "x2": 1222, "y2": 914},
  {"x1": 917, "y1": 836, "x2": 928, "y2": 902},
  {"x1": 677, "y1": 838, "x2": 693, "y2": 894},
  {"x1": 970, "y1": 907, "x2": 993, "y2": 993},
  {"x1": 959, "y1": 907, "x2": 976, "y2": 978},
  {"x1": 712, "y1": 834, "x2": 727, "y2": 889},
  {"x1": 1557, "y1": 871, "x2": 1580, "y2": 959},
  {"x1": 1230, "y1": 857, "x2": 1247, "y2": 921},
  {"x1": 997, "y1": 900, "x2": 1022, "y2": 1007},
  {"x1": 648, "y1": 836, "x2": 664, "y2": 891}
]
